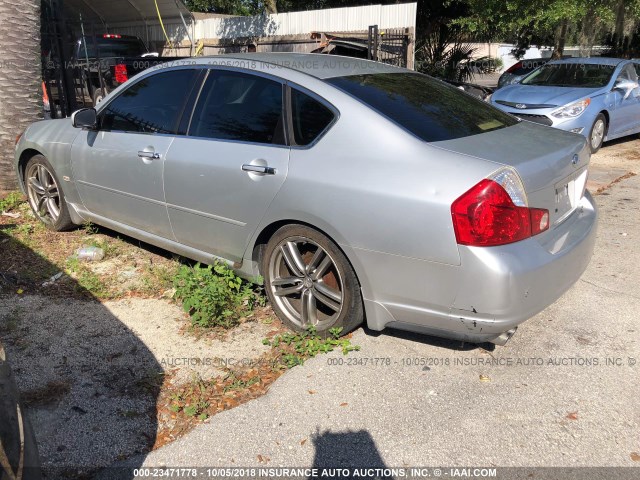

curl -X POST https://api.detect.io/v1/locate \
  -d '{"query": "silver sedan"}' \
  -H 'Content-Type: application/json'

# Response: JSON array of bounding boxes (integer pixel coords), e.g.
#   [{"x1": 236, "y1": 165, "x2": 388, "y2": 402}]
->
[{"x1": 14, "y1": 54, "x2": 597, "y2": 345}]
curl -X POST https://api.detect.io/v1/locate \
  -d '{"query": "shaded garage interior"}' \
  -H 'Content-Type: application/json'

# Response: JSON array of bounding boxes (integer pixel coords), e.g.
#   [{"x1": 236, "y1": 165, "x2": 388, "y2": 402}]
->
[{"x1": 42, "y1": 0, "x2": 192, "y2": 116}]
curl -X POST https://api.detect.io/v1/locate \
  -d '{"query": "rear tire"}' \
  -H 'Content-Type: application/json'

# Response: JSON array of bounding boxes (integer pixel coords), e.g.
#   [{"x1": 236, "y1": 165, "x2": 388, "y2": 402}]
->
[
  {"x1": 24, "y1": 155, "x2": 75, "y2": 231},
  {"x1": 589, "y1": 113, "x2": 606, "y2": 153},
  {"x1": 262, "y1": 224, "x2": 363, "y2": 337}
]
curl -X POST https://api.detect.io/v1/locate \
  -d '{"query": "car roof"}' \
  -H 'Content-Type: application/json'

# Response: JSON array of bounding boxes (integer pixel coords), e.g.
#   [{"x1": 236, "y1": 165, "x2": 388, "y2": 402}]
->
[
  {"x1": 547, "y1": 57, "x2": 627, "y2": 66},
  {"x1": 196, "y1": 53, "x2": 404, "y2": 79}
]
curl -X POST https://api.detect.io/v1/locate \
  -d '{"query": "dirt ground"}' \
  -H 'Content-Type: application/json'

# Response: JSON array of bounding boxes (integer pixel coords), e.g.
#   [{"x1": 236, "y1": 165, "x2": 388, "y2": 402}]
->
[
  {"x1": 1, "y1": 134, "x2": 638, "y2": 478},
  {"x1": 0, "y1": 204, "x2": 287, "y2": 477},
  {"x1": 0, "y1": 294, "x2": 275, "y2": 477}
]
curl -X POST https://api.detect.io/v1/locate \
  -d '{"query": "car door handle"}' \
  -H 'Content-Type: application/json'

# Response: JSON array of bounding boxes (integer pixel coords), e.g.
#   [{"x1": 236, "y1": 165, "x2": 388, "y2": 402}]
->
[
  {"x1": 242, "y1": 164, "x2": 276, "y2": 175},
  {"x1": 138, "y1": 151, "x2": 161, "y2": 160}
]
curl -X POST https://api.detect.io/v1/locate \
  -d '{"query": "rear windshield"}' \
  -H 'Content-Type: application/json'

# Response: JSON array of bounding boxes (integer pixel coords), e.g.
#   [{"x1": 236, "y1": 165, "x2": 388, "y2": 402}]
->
[
  {"x1": 327, "y1": 73, "x2": 517, "y2": 142},
  {"x1": 521, "y1": 63, "x2": 615, "y2": 88},
  {"x1": 79, "y1": 37, "x2": 147, "y2": 58}
]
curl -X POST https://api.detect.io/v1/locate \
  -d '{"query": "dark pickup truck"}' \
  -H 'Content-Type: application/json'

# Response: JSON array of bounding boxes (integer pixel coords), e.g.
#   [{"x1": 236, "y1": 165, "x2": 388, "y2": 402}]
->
[{"x1": 46, "y1": 33, "x2": 187, "y2": 111}]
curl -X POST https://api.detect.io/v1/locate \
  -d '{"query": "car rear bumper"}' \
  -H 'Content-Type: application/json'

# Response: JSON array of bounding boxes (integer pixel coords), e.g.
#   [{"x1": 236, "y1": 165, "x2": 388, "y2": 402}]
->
[{"x1": 363, "y1": 191, "x2": 598, "y2": 344}]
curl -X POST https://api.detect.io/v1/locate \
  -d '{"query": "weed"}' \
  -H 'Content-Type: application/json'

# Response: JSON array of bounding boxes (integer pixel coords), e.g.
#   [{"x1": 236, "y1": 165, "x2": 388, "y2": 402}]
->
[
  {"x1": 222, "y1": 371, "x2": 260, "y2": 393},
  {"x1": 82, "y1": 222, "x2": 100, "y2": 235},
  {"x1": 139, "y1": 263, "x2": 178, "y2": 296},
  {"x1": 14, "y1": 223, "x2": 33, "y2": 236},
  {"x1": 168, "y1": 377, "x2": 211, "y2": 421},
  {"x1": 77, "y1": 270, "x2": 108, "y2": 297},
  {"x1": 85, "y1": 237, "x2": 114, "y2": 256},
  {"x1": 0, "y1": 192, "x2": 24, "y2": 212},
  {"x1": 64, "y1": 255, "x2": 108, "y2": 297},
  {"x1": 263, "y1": 326, "x2": 360, "y2": 368},
  {"x1": 173, "y1": 262, "x2": 264, "y2": 329},
  {"x1": 66, "y1": 256, "x2": 81, "y2": 273}
]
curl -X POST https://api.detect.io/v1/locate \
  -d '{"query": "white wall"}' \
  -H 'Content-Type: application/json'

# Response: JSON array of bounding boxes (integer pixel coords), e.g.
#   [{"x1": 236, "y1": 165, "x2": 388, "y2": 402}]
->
[
  {"x1": 497, "y1": 44, "x2": 609, "y2": 72},
  {"x1": 110, "y1": 3, "x2": 417, "y2": 44},
  {"x1": 194, "y1": 3, "x2": 417, "y2": 39}
]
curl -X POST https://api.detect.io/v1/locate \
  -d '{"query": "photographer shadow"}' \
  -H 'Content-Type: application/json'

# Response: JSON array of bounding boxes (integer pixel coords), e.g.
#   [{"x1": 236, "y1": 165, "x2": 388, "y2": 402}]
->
[
  {"x1": 310, "y1": 429, "x2": 392, "y2": 478},
  {"x1": 0, "y1": 227, "x2": 161, "y2": 479}
]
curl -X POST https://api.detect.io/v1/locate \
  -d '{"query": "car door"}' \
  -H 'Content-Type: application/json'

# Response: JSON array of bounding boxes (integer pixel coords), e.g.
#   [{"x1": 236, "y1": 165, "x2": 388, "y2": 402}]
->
[
  {"x1": 70, "y1": 68, "x2": 201, "y2": 239},
  {"x1": 163, "y1": 69, "x2": 290, "y2": 263},
  {"x1": 609, "y1": 63, "x2": 640, "y2": 136}
]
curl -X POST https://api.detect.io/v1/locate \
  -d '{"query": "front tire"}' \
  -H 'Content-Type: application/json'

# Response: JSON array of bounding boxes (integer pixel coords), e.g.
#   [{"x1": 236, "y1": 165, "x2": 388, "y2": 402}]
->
[
  {"x1": 262, "y1": 224, "x2": 363, "y2": 337},
  {"x1": 24, "y1": 155, "x2": 75, "y2": 231},
  {"x1": 589, "y1": 113, "x2": 606, "y2": 153}
]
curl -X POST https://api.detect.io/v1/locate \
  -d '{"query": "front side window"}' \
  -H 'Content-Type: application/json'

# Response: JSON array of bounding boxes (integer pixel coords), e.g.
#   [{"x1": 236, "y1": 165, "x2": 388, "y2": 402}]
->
[
  {"x1": 189, "y1": 70, "x2": 285, "y2": 145},
  {"x1": 327, "y1": 73, "x2": 517, "y2": 143},
  {"x1": 291, "y1": 89, "x2": 335, "y2": 146},
  {"x1": 100, "y1": 69, "x2": 198, "y2": 134},
  {"x1": 616, "y1": 64, "x2": 638, "y2": 83},
  {"x1": 521, "y1": 63, "x2": 616, "y2": 88}
]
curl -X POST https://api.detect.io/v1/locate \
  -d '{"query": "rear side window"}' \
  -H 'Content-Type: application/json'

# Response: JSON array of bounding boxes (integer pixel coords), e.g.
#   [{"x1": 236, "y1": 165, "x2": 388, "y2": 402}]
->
[
  {"x1": 100, "y1": 69, "x2": 198, "y2": 134},
  {"x1": 189, "y1": 70, "x2": 285, "y2": 145},
  {"x1": 327, "y1": 73, "x2": 517, "y2": 142},
  {"x1": 291, "y1": 89, "x2": 335, "y2": 146}
]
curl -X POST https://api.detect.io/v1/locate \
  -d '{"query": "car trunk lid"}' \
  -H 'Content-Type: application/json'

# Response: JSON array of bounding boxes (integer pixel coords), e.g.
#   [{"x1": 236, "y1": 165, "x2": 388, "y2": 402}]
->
[{"x1": 432, "y1": 120, "x2": 590, "y2": 227}]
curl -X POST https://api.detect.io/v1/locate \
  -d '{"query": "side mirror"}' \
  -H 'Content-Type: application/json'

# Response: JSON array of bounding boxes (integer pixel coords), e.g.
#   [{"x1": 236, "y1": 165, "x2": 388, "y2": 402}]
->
[
  {"x1": 614, "y1": 79, "x2": 639, "y2": 100},
  {"x1": 71, "y1": 108, "x2": 97, "y2": 129}
]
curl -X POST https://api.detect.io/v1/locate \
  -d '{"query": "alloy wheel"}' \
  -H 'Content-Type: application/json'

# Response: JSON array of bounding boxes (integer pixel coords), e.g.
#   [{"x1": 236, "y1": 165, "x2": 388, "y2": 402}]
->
[
  {"x1": 26, "y1": 163, "x2": 60, "y2": 225},
  {"x1": 591, "y1": 119, "x2": 605, "y2": 150},
  {"x1": 267, "y1": 236, "x2": 344, "y2": 330}
]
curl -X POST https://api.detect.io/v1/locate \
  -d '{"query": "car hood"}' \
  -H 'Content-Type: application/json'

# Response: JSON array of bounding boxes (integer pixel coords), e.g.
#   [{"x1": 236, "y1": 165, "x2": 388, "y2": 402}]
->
[{"x1": 492, "y1": 84, "x2": 604, "y2": 107}]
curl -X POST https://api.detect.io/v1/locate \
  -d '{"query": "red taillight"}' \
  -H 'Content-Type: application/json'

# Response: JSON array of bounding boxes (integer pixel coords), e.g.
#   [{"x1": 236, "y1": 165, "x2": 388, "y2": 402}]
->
[
  {"x1": 451, "y1": 179, "x2": 549, "y2": 247},
  {"x1": 103, "y1": 34, "x2": 122, "y2": 39},
  {"x1": 505, "y1": 61, "x2": 522, "y2": 74},
  {"x1": 114, "y1": 64, "x2": 128, "y2": 84}
]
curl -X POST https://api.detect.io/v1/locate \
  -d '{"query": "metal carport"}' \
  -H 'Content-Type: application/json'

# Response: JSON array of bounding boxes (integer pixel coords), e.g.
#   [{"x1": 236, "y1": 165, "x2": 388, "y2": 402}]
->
[
  {"x1": 57, "y1": 0, "x2": 194, "y2": 46},
  {"x1": 61, "y1": 0, "x2": 192, "y2": 28}
]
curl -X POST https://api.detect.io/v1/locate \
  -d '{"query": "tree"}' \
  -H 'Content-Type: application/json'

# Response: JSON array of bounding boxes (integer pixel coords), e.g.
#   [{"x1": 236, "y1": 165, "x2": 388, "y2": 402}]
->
[
  {"x1": 413, "y1": 1, "x2": 479, "y2": 81},
  {"x1": 0, "y1": 1, "x2": 42, "y2": 192},
  {"x1": 457, "y1": 0, "x2": 640, "y2": 58},
  {"x1": 264, "y1": 0, "x2": 277, "y2": 14},
  {"x1": 184, "y1": 0, "x2": 262, "y2": 15}
]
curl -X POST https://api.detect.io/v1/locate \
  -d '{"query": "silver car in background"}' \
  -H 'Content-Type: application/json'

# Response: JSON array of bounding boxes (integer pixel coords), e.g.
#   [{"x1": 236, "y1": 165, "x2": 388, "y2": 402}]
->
[{"x1": 14, "y1": 54, "x2": 597, "y2": 345}]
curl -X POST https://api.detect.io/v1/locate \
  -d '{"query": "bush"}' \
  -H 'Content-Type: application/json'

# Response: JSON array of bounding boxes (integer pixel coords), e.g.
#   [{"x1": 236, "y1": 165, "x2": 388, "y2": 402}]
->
[{"x1": 173, "y1": 262, "x2": 263, "y2": 329}]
